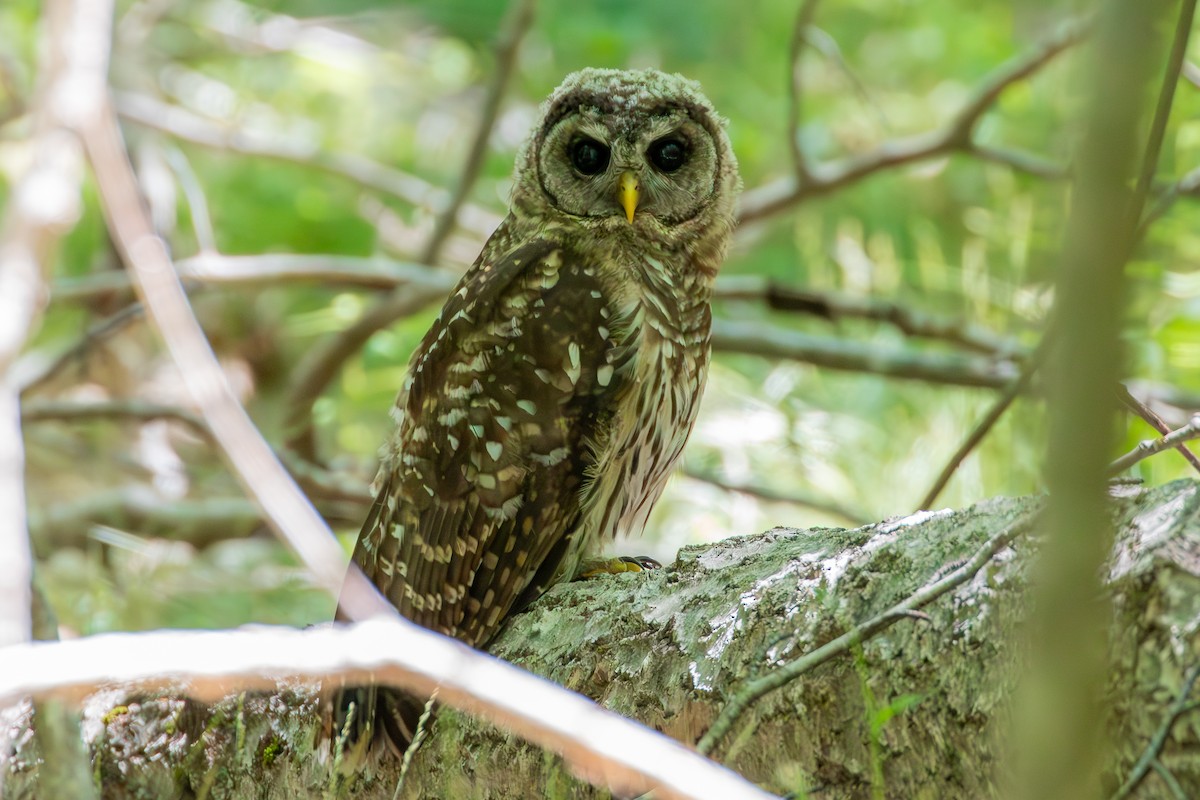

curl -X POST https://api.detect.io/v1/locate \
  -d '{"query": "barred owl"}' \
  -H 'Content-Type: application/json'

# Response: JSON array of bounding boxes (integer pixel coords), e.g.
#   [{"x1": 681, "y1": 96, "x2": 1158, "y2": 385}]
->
[{"x1": 337, "y1": 67, "x2": 740, "y2": 753}]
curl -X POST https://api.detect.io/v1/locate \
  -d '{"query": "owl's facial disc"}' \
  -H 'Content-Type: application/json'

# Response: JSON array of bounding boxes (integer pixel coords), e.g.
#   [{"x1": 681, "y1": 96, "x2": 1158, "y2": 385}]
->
[{"x1": 536, "y1": 105, "x2": 720, "y2": 226}]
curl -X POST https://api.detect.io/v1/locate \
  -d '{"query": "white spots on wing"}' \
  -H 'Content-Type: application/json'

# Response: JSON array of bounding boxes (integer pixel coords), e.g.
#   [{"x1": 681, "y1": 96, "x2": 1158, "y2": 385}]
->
[
  {"x1": 495, "y1": 415, "x2": 513, "y2": 432},
  {"x1": 486, "y1": 441, "x2": 504, "y2": 461},
  {"x1": 438, "y1": 409, "x2": 467, "y2": 426},
  {"x1": 447, "y1": 433, "x2": 460, "y2": 449},
  {"x1": 478, "y1": 473, "x2": 497, "y2": 490},
  {"x1": 598, "y1": 325, "x2": 610, "y2": 340},
  {"x1": 516, "y1": 399, "x2": 537, "y2": 416},
  {"x1": 565, "y1": 341, "x2": 582, "y2": 385},
  {"x1": 597, "y1": 364, "x2": 614, "y2": 387},
  {"x1": 590, "y1": 290, "x2": 603, "y2": 299},
  {"x1": 469, "y1": 423, "x2": 485, "y2": 439},
  {"x1": 531, "y1": 446, "x2": 570, "y2": 467}
]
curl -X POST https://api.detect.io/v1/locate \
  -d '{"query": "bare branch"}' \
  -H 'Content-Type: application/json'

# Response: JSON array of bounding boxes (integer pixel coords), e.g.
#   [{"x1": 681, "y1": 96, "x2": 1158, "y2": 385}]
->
[
  {"x1": 50, "y1": 253, "x2": 458, "y2": 302},
  {"x1": 738, "y1": 18, "x2": 1084, "y2": 225},
  {"x1": 21, "y1": 398, "x2": 206, "y2": 432},
  {"x1": 714, "y1": 275, "x2": 1025, "y2": 356},
  {"x1": 1115, "y1": 385, "x2": 1200, "y2": 475},
  {"x1": 696, "y1": 510, "x2": 1037, "y2": 757},
  {"x1": 711, "y1": 318, "x2": 1020, "y2": 389},
  {"x1": 1108, "y1": 413, "x2": 1200, "y2": 476},
  {"x1": 282, "y1": 285, "x2": 449, "y2": 459},
  {"x1": 0, "y1": 622, "x2": 780, "y2": 800},
  {"x1": 27, "y1": 489, "x2": 264, "y2": 553},
  {"x1": 917, "y1": 334, "x2": 1050, "y2": 509},
  {"x1": 0, "y1": 0, "x2": 114, "y2": 649}
]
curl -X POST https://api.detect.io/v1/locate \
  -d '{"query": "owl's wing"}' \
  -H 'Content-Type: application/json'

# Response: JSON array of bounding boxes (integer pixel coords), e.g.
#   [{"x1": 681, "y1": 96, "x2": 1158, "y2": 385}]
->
[{"x1": 352, "y1": 235, "x2": 633, "y2": 648}]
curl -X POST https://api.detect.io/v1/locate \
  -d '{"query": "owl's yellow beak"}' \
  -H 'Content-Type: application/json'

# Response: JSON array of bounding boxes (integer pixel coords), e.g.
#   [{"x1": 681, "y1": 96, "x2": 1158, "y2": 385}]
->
[{"x1": 619, "y1": 172, "x2": 640, "y2": 223}]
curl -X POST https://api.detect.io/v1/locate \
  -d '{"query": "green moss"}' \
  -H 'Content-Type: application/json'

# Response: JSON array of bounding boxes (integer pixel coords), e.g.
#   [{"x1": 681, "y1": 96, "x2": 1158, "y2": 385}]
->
[{"x1": 101, "y1": 705, "x2": 129, "y2": 726}]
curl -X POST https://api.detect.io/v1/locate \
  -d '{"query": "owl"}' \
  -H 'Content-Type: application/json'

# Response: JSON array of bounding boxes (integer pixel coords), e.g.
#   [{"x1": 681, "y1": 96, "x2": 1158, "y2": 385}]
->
[{"x1": 336, "y1": 67, "x2": 740, "y2": 754}]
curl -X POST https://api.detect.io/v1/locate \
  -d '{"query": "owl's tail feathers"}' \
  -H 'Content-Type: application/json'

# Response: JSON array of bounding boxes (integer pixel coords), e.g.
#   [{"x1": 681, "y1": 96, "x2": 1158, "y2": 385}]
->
[{"x1": 328, "y1": 685, "x2": 427, "y2": 769}]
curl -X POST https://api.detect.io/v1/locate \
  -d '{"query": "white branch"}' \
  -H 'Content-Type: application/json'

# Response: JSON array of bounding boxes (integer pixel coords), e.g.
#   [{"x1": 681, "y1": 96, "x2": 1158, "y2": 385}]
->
[
  {"x1": 0, "y1": 0, "x2": 114, "y2": 648},
  {"x1": 0, "y1": 622, "x2": 779, "y2": 800}
]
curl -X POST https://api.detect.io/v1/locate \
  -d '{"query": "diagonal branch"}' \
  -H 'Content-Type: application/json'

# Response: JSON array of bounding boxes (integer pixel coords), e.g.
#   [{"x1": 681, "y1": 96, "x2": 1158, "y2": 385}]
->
[
  {"x1": 714, "y1": 275, "x2": 1025, "y2": 357},
  {"x1": 419, "y1": 0, "x2": 534, "y2": 266},
  {"x1": 78, "y1": 94, "x2": 390, "y2": 619},
  {"x1": 739, "y1": 17, "x2": 1085, "y2": 225}
]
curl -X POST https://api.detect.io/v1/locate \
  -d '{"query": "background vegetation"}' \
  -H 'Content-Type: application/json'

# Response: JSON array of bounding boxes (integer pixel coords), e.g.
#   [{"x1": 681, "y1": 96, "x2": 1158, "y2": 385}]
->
[{"x1": 3, "y1": 0, "x2": 1197, "y2": 640}]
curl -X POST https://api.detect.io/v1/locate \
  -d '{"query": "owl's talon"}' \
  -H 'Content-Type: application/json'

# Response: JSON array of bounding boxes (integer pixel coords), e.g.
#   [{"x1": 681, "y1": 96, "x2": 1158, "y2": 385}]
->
[{"x1": 576, "y1": 555, "x2": 662, "y2": 579}]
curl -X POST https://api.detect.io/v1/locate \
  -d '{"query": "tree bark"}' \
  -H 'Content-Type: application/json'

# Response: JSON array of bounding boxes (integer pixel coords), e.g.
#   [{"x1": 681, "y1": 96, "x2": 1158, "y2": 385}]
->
[{"x1": 5, "y1": 480, "x2": 1200, "y2": 799}]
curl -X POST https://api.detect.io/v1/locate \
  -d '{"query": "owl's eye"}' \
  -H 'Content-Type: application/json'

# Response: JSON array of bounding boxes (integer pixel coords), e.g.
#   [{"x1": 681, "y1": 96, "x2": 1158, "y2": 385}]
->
[
  {"x1": 570, "y1": 138, "x2": 610, "y2": 175},
  {"x1": 648, "y1": 138, "x2": 687, "y2": 173}
]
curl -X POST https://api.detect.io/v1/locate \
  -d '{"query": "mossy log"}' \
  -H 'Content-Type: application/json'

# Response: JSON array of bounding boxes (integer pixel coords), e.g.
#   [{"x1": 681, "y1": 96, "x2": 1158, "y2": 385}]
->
[{"x1": 4, "y1": 480, "x2": 1200, "y2": 799}]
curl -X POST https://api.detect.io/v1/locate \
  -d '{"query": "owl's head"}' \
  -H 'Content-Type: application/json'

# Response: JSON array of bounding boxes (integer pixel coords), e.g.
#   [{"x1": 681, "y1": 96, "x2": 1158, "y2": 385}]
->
[{"x1": 515, "y1": 68, "x2": 739, "y2": 233}]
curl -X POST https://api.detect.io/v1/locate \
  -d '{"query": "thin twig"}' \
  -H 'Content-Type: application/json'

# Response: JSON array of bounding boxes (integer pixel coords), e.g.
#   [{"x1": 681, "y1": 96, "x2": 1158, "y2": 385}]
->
[
  {"x1": 419, "y1": 0, "x2": 533, "y2": 266},
  {"x1": 17, "y1": 302, "x2": 145, "y2": 396},
  {"x1": 696, "y1": 510, "x2": 1036, "y2": 757},
  {"x1": 1110, "y1": 665, "x2": 1200, "y2": 799},
  {"x1": 0, "y1": 623, "x2": 781, "y2": 800},
  {"x1": 1115, "y1": 384, "x2": 1200, "y2": 475},
  {"x1": 917, "y1": 333, "x2": 1051, "y2": 509},
  {"x1": 162, "y1": 145, "x2": 217, "y2": 253},
  {"x1": 1130, "y1": 0, "x2": 1197, "y2": 221},
  {"x1": 738, "y1": 17, "x2": 1085, "y2": 225},
  {"x1": 786, "y1": 0, "x2": 822, "y2": 183},
  {"x1": 1107, "y1": 413, "x2": 1200, "y2": 475}
]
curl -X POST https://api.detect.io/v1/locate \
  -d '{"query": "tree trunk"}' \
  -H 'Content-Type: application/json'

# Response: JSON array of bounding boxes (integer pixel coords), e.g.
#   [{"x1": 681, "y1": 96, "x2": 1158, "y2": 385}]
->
[{"x1": 5, "y1": 480, "x2": 1200, "y2": 799}]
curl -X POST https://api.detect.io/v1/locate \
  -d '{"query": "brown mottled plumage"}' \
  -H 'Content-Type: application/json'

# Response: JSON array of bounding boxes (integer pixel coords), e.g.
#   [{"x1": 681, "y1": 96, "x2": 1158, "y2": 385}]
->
[{"x1": 335, "y1": 68, "x2": 740, "y2": 754}]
